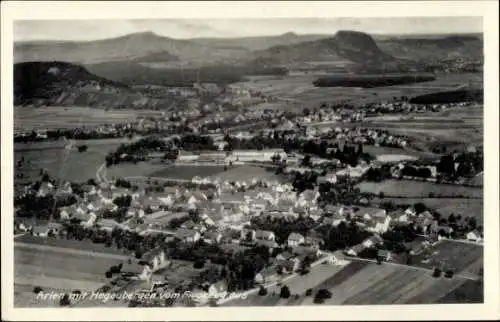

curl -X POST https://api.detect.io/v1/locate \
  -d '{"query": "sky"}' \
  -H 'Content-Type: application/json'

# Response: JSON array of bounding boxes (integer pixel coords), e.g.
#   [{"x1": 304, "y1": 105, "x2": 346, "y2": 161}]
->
[{"x1": 14, "y1": 17, "x2": 483, "y2": 42}]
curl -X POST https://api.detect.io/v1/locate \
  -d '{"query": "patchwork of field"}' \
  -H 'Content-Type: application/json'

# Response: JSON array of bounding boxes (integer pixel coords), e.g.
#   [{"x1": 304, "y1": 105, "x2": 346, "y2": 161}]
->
[
  {"x1": 14, "y1": 106, "x2": 163, "y2": 132},
  {"x1": 225, "y1": 259, "x2": 480, "y2": 306},
  {"x1": 235, "y1": 73, "x2": 482, "y2": 111},
  {"x1": 357, "y1": 179, "x2": 483, "y2": 198},
  {"x1": 14, "y1": 243, "x2": 124, "y2": 307},
  {"x1": 364, "y1": 106, "x2": 483, "y2": 152},
  {"x1": 411, "y1": 240, "x2": 483, "y2": 278}
]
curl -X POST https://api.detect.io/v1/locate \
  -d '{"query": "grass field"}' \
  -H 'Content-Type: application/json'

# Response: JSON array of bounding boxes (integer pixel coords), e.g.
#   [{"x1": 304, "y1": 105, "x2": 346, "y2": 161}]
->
[
  {"x1": 373, "y1": 197, "x2": 483, "y2": 224},
  {"x1": 364, "y1": 106, "x2": 483, "y2": 153},
  {"x1": 436, "y1": 279, "x2": 483, "y2": 303},
  {"x1": 410, "y1": 240, "x2": 483, "y2": 278},
  {"x1": 150, "y1": 165, "x2": 228, "y2": 180},
  {"x1": 224, "y1": 257, "x2": 481, "y2": 306},
  {"x1": 210, "y1": 165, "x2": 285, "y2": 183},
  {"x1": 15, "y1": 235, "x2": 131, "y2": 257},
  {"x1": 14, "y1": 138, "x2": 136, "y2": 184},
  {"x1": 357, "y1": 179, "x2": 483, "y2": 198},
  {"x1": 235, "y1": 73, "x2": 482, "y2": 111},
  {"x1": 107, "y1": 162, "x2": 166, "y2": 180},
  {"x1": 14, "y1": 106, "x2": 162, "y2": 132},
  {"x1": 14, "y1": 243, "x2": 124, "y2": 307}
]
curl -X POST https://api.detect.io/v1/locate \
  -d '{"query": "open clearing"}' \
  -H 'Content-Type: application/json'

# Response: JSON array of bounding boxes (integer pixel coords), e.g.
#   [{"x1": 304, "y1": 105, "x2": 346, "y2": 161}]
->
[
  {"x1": 225, "y1": 257, "x2": 480, "y2": 306},
  {"x1": 15, "y1": 235, "x2": 131, "y2": 257},
  {"x1": 14, "y1": 106, "x2": 162, "y2": 132},
  {"x1": 150, "y1": 165, "x2": 227, "y2": 180},
  {"x1": 236, "y1": 73, "x2": 482, "y2": 111},
  {"x1": 210, "y1": 165, "x2": 285, "y2": 183},
  {"x1": 410, "y1": 240, "x2": 483, "y2": 278},
  {"x1": 374, "y1": 197, "x2": 483, "y2": 225},
  {"x1": 436, "y1": 279, "x2": 483, "y2": 303},
  {"x1": 357, "y1": 179, "x2": 483, "y2": 198},
  {"x1": 14, "y1": 138, "x2": 138, "y2": 184},
  {"x1": 15, "y1": 243, "x2": 123, "y2": 307}
]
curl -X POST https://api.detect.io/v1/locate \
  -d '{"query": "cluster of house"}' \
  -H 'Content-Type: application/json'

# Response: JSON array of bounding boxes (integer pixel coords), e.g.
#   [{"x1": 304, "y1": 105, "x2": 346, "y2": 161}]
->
[
  {"x1": 295, "y1": 109, "x2": 365, "y2": 125},
  {"x1": 363, "y1": 100, "x2": 477, "y2": 115},
  {"x1": 318, "y1": 127, "x2": 409, "y2": 149}
]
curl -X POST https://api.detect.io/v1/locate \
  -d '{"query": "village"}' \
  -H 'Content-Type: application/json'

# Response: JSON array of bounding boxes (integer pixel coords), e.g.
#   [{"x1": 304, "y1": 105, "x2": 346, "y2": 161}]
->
[{"x1": 14, "y1": 133, "x2": 483, "y2": 307}]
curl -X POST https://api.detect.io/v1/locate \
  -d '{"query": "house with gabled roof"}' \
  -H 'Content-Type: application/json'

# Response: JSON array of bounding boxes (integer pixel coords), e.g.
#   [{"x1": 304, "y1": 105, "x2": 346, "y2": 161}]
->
[
  {"x1": 346, "y1": 244, "x2": 366, "y2": 257},
  {"x1": 466, "y1": 229, "x2": 483, "y2": 242},
  {"x1": 140, "y1": 248, "x2": 168, "y2": 272},
  {"x1": 121, "y1": 259, "x2": 152, "y2": 280},
  {"x1": 174, "y1": 228, "x2": 201, "y2": 243},
  {"x1": 240, "y1": 228, "x2": 256, "y2": 242},
  {"x1": 327, "y1": 250, "x2": 349, "y2": 265},
  {"x1": 254, "y1": 266, "x2": 279, "y2": 284},
  {"x1": 276, "y1": 252, "x2": 300, "y2": 273},
  {"x1": 96, "y1": 218, "x2": 120, "y2": 232},
  {"x1": 37, "y1": 182, "x2": 54, "y2": 197},
  {"x1": 203, "y1": 231, "x2": 223, "y2": 244},
  {"x1": 362, "y1": 234, "x2": 384, "y2": 248},
  {"x1": 287, "y1": 232, "x2": 305, "y2": 247},
  {"x1": 255, "y1": 230, "x2": 276, "y2": 241},
  {"x1": 377, "y1": 249, "x2": 393, "y2": 261}
]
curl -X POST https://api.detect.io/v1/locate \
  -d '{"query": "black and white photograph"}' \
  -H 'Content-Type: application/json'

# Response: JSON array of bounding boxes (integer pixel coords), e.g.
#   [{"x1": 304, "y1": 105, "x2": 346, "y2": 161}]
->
[{"x1": 2, "y1": 1, "x2": 499, "y2": 320}]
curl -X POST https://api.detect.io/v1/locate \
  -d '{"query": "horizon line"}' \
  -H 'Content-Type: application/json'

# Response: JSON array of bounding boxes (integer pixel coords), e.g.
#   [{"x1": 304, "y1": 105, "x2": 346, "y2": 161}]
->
[{"x1": 14, "y1": 29, "x2": 483, "y2": 43}]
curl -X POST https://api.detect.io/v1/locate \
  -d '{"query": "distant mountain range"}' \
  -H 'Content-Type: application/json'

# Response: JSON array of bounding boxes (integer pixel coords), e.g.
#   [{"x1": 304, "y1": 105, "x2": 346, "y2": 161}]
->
[
  {"x1": 15, "y1": 30, "x2": 483, "y2": 67},
  {"x1": 13, "y1": 30, "x2": 483, "y2": 106}
]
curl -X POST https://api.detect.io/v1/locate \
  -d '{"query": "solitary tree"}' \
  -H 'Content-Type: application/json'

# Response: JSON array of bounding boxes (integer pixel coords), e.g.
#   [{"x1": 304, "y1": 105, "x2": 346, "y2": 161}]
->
[{"x1": 280, "y1": 285, "x2": 291, "y2": 299}]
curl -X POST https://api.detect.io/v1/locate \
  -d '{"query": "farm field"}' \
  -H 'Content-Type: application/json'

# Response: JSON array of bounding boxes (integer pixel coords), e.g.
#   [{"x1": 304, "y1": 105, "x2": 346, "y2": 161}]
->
[
  {"x1": 361, "y1": 145, "x2": 430, "y2": 159},
  {"x1": 436, "y1": 279, "x2": 483, "y2": 303},
  {"x1": 14, "y1": 243, "x2": 123, "y2": 307},
  {"x1": 210, "y1": 165, "x2": 285, "y2": 183},
  {"x1": 225, "y1": 257, "x2": 481, "y2": 306},
  {"x1": 14, "y1": 138, "x2": 137, "y2": 184},
  {"x1": 374, "y1": 197, "x2": 483, "y2": 224},
  {"x1": 295, "y1": 262, "x2": 471, "y2": 305},
  {"x1": 234, "y1": 73, "x2": 481, "y2": 111},
  {"x1": 14, "y1": 106, "x2": 162, "y2": 132},
  {"x1": 357, "y1": 179, "x2": 483, "y2": 198},
  {"x1": 15, "y1": 235, "x2": 131, "y2": 257},
  {"x1": 107, "y1": 162, "x2": 166, "y2": 180},
  {"x1": 410, "y1": 240, "x2": 483, "y2": 278},
  {"x1": 150, "y1": 165, "x2": 228, "y2": 180},
  {"x1": 223, "y1": 262, "x2": 358, "y2": 307}
]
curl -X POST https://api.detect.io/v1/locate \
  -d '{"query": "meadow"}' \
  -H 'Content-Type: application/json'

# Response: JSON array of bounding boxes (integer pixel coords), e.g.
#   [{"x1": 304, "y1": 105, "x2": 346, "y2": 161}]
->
[
  {"x1": 149, "y1": 165, "x2": 228, "y2": 180},
  {"x1": 14, "y1": 243, "x2": 123, "y2": 307},
  {"x1": 224, "y1": 259, "x2": 477, "y2": 306},
  {"x1": 210, "y1": 165, "x2": 285, "y2": 183},
  {"x1": 15, "y1": 139, "x2": 126, "y2": 184},
  {"x1": 410, "y1": 240, "x2": 483, "y2": 278},
  {"x1": 356, "y1": 179, "x2": 483, "y2": 198},
  {"x1": 14, "y1": 106, "x2": 163, "y2": 132},
  {"x1": 15, "y1": 235, "x2": 130, "y2": 257},
  {"x1": 235, "y1": 72, "x2": 482, "y2": 111},
  {"x1": 373, "y1": 197, "x2": 483, "y2": 224}
]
